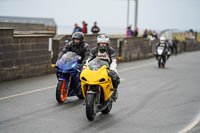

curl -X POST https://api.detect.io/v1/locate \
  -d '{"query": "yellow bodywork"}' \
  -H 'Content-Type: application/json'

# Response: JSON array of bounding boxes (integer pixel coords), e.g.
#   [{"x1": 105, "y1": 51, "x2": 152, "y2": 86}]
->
[{"x1": 80, "y1": 65, "x2": 114, "y2": 101}]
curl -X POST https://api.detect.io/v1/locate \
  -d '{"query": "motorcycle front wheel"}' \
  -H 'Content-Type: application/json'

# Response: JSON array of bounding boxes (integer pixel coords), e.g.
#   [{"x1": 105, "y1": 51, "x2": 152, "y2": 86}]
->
[
  {"x1": 158, "y1": 57, "x2": 165, "y2": 68},
  {"x1": 158, "y1": 58, "x2": 161, "y2": 68},
  {"x1": 86, "y1": 93, "x2": 96, "y2": 121},
  {"x1": 56, "y1": 81, "x2": 68, "y2": 103}
]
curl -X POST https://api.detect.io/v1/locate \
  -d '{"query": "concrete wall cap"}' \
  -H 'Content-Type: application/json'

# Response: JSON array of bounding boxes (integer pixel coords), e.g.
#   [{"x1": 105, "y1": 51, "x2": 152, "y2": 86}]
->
[
  {"x1": 0, "y1": 27, "x2": 14, "y2": 30},
  {"x1": 14, "y1": 34, "x2": 53, "y2": 38}
]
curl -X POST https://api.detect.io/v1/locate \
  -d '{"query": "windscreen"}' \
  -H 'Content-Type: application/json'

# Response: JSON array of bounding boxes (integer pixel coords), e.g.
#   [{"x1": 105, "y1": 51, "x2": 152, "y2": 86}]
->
[
  {"x1": 61, "y1": 52, "x2": 81, "y2": 62},
  {"x1": 88, "y1": 58, "x2": 109, "y2": 70}
]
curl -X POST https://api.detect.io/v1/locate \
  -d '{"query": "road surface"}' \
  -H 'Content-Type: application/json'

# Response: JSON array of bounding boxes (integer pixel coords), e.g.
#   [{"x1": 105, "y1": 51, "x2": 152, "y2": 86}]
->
[{"x1": 1, "y1": 51, "x2": 200, "y2": 133}]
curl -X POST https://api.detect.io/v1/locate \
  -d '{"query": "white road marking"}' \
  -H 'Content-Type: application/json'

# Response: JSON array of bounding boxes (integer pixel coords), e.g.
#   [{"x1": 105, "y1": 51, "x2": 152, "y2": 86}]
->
[
  {"x1": 120, "y1": 78, "x2": 125, "y2": 81},
  {"x1": 0, "y1": 62, "x2": 153, "y2": 101},
  {"x1": 0, "y1": 86, "x2": 56, "y2": 101},
  {"x1": 119, "y1": 63, "x2": 153, "y2": 72},
  {"x1": 179, "y1": 114, "x2": 200, "y2": 133}
]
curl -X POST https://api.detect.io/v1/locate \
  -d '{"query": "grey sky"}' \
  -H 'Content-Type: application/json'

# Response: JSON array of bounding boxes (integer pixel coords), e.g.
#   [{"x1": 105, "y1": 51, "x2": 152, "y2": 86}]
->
[{"x1": 1, "y1": 0, "x2": 199, "y2": 33}]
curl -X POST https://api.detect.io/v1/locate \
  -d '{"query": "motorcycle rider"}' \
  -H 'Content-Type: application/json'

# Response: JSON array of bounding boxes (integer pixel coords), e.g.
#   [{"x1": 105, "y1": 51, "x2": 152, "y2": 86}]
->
[
  {"x1": 58, "y1": 32, "x2": 90, "y2": 67},
  {"x1": 172, "y1": 37, "x2": 178, "y2": 55},
  {"x1": 155, "y1": 36, "x2": 170, "y2": 60},
  {"x1": 87, "y1": 34, "x2": 120, "y2": 101}
]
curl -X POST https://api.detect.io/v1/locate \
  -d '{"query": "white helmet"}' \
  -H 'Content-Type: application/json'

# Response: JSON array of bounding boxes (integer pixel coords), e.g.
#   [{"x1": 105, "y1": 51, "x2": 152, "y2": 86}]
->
[
  {"x1": 160, "y1": 36, "x2": 166, "y2": 43},
  {"x1": 97, "y1": 34, "x2": 110, "y2": 45}
]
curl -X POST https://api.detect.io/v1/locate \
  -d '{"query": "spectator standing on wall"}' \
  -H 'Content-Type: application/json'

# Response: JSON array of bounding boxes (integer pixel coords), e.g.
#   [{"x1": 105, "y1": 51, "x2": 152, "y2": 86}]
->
[
  {"x1": 147, "y1": 29, "x2": 154, "y2": 41},
  {"x1": 91, "y1": 21, "x2": 100, "y2": 34},
  {"x1": 143, "y1": 29, "x2": 148, "y2": 38},
  {"x1": 126, "y1": 24, "x2": 133, "y2": 37},
  {"x1": 82, "y1": 21, "x2": 88, "y2": 34},
  {"x1": 152, "y1": 30, "x2": 158, "y2": 39},
  {"x1": 133, "y1": 27, "x2": 139, "y2": 37},
  {"x1": 148, "y1": 30, "x2": 153, "y2": 37},
  {"x1": 73, "y1": 23, "x2": 82, "y2": 33}
]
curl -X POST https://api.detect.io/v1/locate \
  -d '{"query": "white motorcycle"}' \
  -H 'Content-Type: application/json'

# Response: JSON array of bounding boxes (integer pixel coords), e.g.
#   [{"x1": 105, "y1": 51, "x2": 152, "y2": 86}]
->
[{"x1": 155, "y1": 46, "x2": 168, "y2": 68}]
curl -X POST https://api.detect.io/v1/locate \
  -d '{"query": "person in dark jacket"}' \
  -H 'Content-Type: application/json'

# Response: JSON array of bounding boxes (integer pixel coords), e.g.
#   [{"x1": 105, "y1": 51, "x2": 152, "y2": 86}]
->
[
  {"x1": 58, "y1": 32, "x2": 89, "y2": 66},
  {"x1": 91, "y1": 21, "x2": 100, "y2": 34},
  {"x1": 133, "y1": 27, "x2": 139, "y2": 37},
  {"x1": 73, "y1": 23, "x2": 82, "y2": 33},
  {"x1": 152, "y1": 30, "x2": 158, "y2": 39},
  {"x1": 172, "y1": 37, "x2": 178, "y2": 55},
  {"x1": 143, "y1": 29, "x2": 148, "y2": 38},
  {"x1": 87, "y1": 34, "x2": 120, "y2": 101}
]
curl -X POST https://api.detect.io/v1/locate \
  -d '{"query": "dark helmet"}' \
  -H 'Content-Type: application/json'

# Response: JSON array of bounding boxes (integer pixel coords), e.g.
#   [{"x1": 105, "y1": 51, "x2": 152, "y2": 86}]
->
[
  {"x1": 97, "y1": 34, "x2": 110, "y2": 53},
  {"x1": 72, "y1": 32, "x2": 84, "y2": 45}
]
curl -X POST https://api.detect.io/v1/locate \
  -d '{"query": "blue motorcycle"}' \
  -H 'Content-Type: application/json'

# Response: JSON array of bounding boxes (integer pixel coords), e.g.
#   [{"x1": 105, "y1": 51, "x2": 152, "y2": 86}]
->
[{"x1": 55, "y1": 51, "x2": 84, "y2": 103}]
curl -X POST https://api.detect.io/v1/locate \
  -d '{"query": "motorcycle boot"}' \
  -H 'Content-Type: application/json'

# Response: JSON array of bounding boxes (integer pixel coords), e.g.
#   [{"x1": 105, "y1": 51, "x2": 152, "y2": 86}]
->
[
  {"x1": 112, "y1": 85, "x2": 118, "y2": 102},
  {"x1": 108, "y1": 70, "x2": 120, "y2": 102},
  {"x1": 112, "y1": 76, "x2": 120, "y2": 102}
]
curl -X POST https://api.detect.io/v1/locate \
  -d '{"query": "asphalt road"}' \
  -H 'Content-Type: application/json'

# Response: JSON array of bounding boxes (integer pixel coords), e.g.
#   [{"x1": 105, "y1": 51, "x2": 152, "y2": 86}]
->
[{"x1": 1, "y1": 51, "x2": 200, "y2": 133}]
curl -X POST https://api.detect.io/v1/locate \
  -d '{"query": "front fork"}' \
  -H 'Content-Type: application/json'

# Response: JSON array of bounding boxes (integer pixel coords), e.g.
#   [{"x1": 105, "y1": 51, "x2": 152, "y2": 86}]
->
[
  {"x1": 59, "y1": 76, "x2": 72, "y2": 92},
  {"x1": 86, "y1": 85, "x2": 101, "y2": 106}
]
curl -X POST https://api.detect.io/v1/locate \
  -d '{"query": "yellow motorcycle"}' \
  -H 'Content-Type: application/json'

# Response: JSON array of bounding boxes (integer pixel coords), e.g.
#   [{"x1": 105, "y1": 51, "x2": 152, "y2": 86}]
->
[{"x1": 80, "y1": 58, "x2": 115, "y2": 121}]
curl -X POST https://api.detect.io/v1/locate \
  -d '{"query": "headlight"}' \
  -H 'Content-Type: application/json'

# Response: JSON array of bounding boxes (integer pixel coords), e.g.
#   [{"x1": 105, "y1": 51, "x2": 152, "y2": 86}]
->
[{"x1": 71, "y1": 63, "x2": 76, "y2": 68}]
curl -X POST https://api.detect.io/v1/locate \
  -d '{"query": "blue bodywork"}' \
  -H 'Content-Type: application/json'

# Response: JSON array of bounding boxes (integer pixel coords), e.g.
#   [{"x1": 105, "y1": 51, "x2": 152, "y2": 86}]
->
[{"x1": 55, "y1": 53, "x2": 82, "y2": 97}]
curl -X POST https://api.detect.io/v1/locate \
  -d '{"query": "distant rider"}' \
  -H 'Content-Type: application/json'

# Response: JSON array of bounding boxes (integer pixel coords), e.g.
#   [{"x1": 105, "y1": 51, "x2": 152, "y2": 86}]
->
[
  {"x1": 172, "y1": 37, "x2": 178, "y2": 55},
  {"x1": 155, "y1": 36, "x2": 171, "y2": 59},
  {"x1": 87, "y1": 34, "x2": 120, "y2": 101}
]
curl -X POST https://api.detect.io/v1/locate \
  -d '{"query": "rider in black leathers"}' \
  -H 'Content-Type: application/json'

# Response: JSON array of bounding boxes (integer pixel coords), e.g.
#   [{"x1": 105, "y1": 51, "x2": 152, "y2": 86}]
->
[
  {"x1": 87, "y1": 34, "x2": 120, "y2": 101},
  {"x1": 58, "y1": 32, "x2": 90, "y2": 66},
  {"x1": 172, "y1": 37, "x2": 178, "y2": 55}
]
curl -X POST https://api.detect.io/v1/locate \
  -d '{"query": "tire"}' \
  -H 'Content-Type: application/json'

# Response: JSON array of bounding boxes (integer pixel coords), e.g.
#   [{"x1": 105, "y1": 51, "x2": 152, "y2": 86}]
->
[
  {"x1": 158, "y1": 58, "x2": 161, "y2": 68},
  {"x1": 56, "y1": 81, "x2": 68, "y2": 103},
  {"x1": 162, "y1": 56, "x2": 166, "y2": 68},
  {"x1": 163, "y1": 62, "x2": 165, "y2": 68},
  {"x1": 159, "y1": 57, "x2": 165, "y2": 68},
  {"x1": 101, "y1": 102, "x2": 112, "y2": 114},
  {"x1": 86, "y1": 93, "x2": 96, "y2": 121}
]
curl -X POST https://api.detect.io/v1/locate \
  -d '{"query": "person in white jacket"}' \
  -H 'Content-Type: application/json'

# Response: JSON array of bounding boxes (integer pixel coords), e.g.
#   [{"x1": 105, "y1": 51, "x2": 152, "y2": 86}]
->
[{"x1": 87, "y1": 34, "x2": 120, "y2": 101}]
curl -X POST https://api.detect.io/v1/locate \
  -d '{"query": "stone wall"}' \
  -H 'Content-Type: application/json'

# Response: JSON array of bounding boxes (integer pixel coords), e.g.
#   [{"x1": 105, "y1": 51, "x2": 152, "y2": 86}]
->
[
  {"x1": 1, "y1": 29, "x2": 200, "y2": 81},
  {"x1": 51, "y1": 35, "x2": 200, "y2": 64},
  {"x1": 0, "y1": 22, "x2": 56, "y2": 34},
  {"x1": 51, "y1": 35, "x2": 157, "y2": 63},
  {"x1": 0, "y1": 28, "x2": 53, "y2": 81},
  {"x1": 120, "y1": 38, "x2": 153, "y2": 62},
  {"x1": 183, "y1": 40, "x2": 200, "y2": 52}
]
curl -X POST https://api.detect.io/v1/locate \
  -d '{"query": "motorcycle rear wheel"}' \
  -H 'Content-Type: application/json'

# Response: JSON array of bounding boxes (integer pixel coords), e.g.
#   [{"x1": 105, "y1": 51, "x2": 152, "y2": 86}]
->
[
  {"x1": 56, "y1": 81, "x2": 68, "y2": 103},
  {"x1": 86, "y1": 93, "x2": 96, "y2": 121}
]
